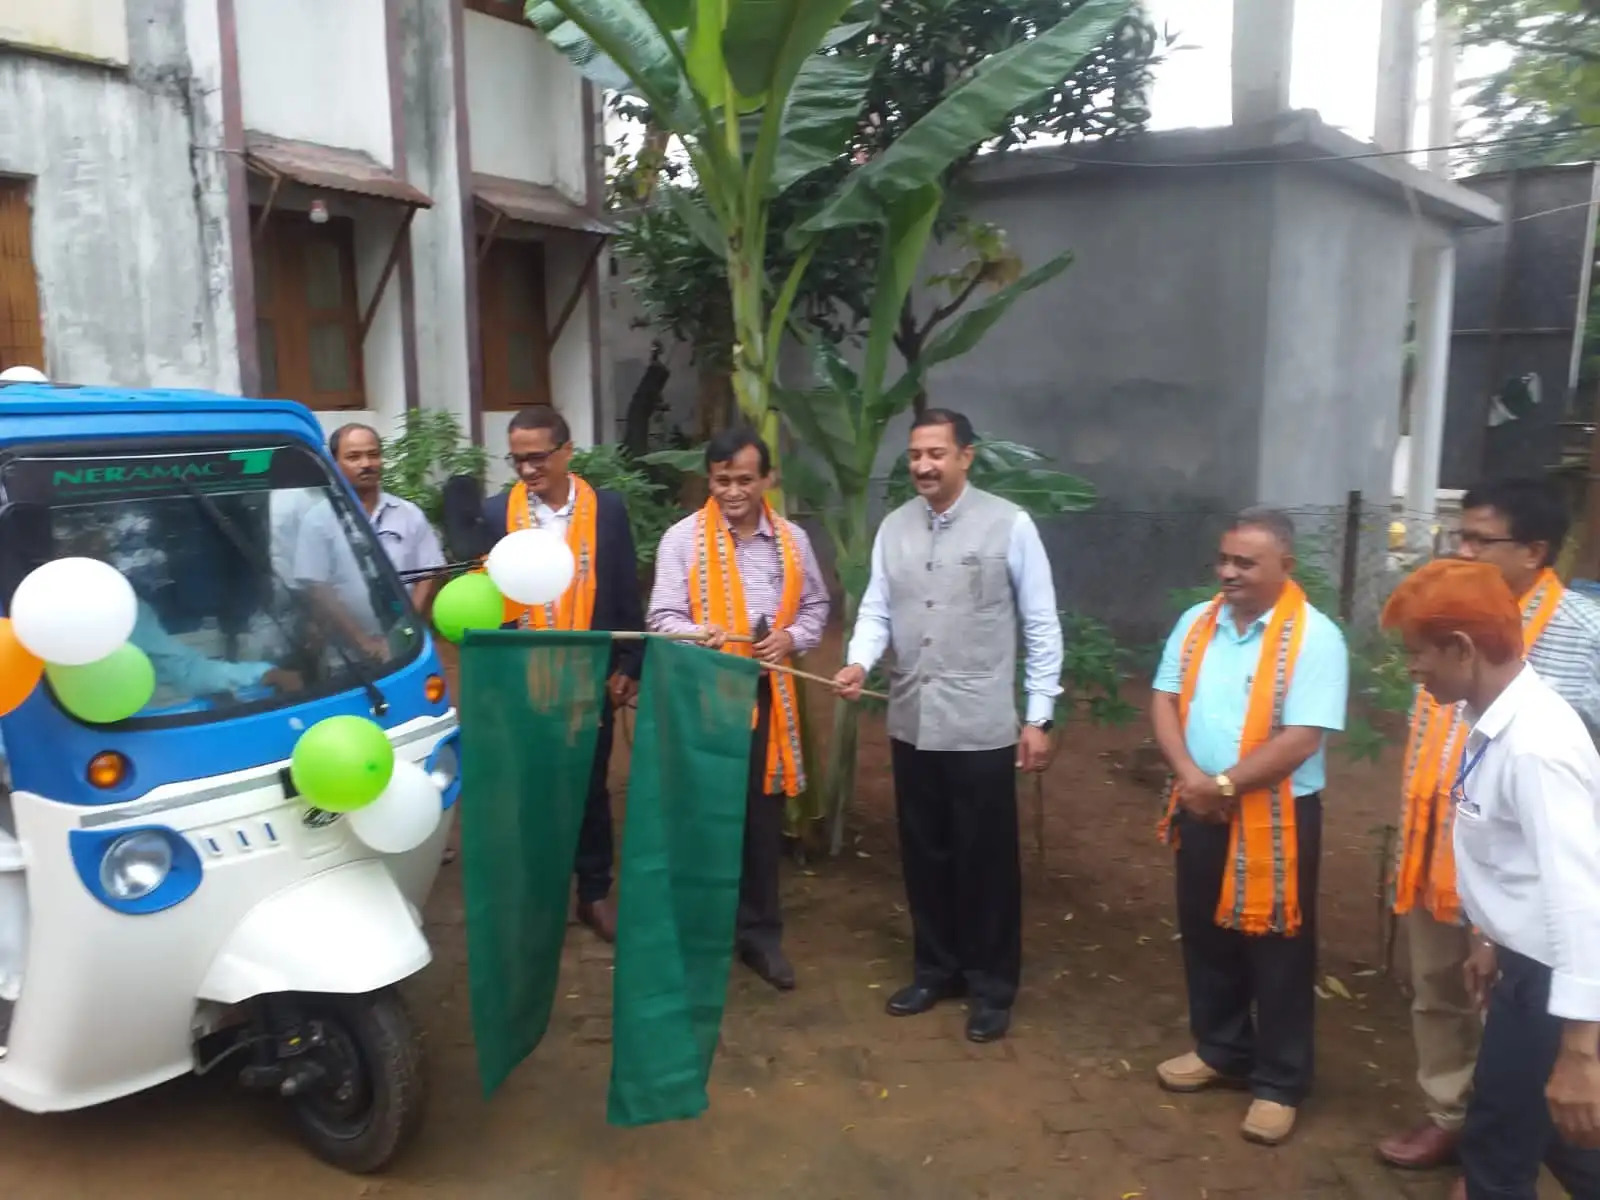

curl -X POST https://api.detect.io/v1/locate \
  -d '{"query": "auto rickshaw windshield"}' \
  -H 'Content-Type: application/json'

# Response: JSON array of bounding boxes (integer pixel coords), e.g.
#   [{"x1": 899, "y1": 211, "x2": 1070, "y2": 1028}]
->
[{"x1": 0, "y1": 437, "x2": 423, "y2": 727}]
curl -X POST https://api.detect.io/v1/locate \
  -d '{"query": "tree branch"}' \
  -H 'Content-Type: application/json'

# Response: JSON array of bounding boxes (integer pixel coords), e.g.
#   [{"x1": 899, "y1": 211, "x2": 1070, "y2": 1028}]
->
[{"x1": 920, "y1": 274, "x2": 985, "y2": 339}]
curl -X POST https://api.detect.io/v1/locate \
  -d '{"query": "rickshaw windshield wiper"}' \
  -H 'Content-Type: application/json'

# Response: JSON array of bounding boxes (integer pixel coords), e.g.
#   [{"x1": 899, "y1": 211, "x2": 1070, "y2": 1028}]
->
[{"x1": 178, "y1": 483, "x2": 389, "y2": 717}]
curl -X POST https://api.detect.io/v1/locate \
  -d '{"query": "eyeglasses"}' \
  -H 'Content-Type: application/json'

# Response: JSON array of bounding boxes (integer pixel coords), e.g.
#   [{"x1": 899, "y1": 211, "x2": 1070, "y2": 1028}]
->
[
  {"x1": 504, "y1": 447, "x2": 567, "y2": 469},
  {"x1": 1444, "y1": 531, "x2": 1521, "y2": 552}
]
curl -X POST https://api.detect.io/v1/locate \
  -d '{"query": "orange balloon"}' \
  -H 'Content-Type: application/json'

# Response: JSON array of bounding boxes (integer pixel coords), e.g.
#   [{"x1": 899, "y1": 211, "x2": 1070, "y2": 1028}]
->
[{"x1": 0, "y1": 618, "x2": 44, "y2": 717}]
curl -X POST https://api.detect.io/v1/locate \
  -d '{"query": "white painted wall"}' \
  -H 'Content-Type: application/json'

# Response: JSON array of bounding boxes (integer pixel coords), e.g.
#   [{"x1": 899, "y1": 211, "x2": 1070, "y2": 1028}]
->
[
  {"x1": 0, "y1": 0, "x2": 129, "y2": 67},
  {"x1": 463, "y1": 10, "x2": 586, "y2": 204},
  {"x1": 235, "y1": 0, "x2": 393, "y2": 165},
  {"x1": 0, "y1": 0, "x2": 236, "y2": 390}
]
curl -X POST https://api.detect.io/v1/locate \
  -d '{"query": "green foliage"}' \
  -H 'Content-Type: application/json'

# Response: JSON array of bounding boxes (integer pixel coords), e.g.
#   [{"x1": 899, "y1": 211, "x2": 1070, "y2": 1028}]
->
[
  {"x1": 1445, "y1": 0, "x2": 1600, "y2": 169},
  {"x1": 1059, "y1": 612, "x2": 1138, "y2": 726},
  {"x1": 381, "y1": 409, "x2": 490, "y2": 529},
  {"x1": 569, "y1": 444, "x2": 682, "y2": 570}
]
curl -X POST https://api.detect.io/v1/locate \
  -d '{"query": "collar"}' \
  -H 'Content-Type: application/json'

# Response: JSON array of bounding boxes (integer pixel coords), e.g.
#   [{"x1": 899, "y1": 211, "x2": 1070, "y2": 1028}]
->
[
  {"x1": 718, "y1": 505, "x2": 774, "y2": 540},
  {"x1": 1468, "y1": 664, "x2": 1537, "y2": 742},
  {"x1": 531, "y1": 480, "x2": 575, "y2": 518},
  {"x1": 925, "y1": 484, "x2": 969, "y2": 530},
  {"x1": 1217, "y1": 587, "x2": 1288, "y2": 636},
  {"x1": 369, "y1": 492, "x2": 400, "y2": 521}
]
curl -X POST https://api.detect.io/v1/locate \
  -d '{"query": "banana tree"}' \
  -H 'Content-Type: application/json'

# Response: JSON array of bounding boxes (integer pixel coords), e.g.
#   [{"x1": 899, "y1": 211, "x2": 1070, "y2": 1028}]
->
[
  {"x1": 526, "y1": 0, "x2": 1129, "y2": 458},
  {"x1": 775, "y1": 253, "x2": 1096, "y2": 850}
]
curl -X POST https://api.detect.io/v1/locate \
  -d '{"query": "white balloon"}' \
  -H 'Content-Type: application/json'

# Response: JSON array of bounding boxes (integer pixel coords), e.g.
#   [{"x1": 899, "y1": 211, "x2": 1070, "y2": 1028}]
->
[
  {"x1": 485, "y1": 528, "x2": 575, "y2": 607},
  {"x1": 0, "y1": 366, "x2": 47, "y2": 383},
  {"x1": 10, "y1": 558, "x2": 138, "y2": 665},
  {"x1": 348, "y1": 760, "x2": 441, "y2": 855}
]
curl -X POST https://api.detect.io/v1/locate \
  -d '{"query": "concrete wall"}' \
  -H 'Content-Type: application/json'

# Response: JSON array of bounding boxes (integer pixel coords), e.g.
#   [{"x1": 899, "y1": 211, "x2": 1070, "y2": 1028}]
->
[
  {"x1": 235, "y1": 0, "x2": 392, "y2": 164},
  {"x1": 462, "y1": 10, "x2": 586, "y2": 205},
  {"x1": 0, "y1": 0, "x2": 129, "y2": 67},
  {"x1": 0, "y1": 0, "x2": 237, "y2": 389}
]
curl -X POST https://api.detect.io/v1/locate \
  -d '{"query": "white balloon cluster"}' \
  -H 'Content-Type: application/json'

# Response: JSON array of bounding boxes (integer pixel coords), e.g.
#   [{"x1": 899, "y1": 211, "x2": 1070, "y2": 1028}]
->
[
  {"x1": 485, "y1": 529, "x2": 575, "y2": 607},
  {"x1": 10, "y1": 558, "x2": 137, "y2": 665}
]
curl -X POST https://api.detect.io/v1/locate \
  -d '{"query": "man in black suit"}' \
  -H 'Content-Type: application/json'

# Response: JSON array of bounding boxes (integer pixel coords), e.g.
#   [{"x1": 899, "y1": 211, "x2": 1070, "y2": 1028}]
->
[{"x1": 483, "y1": 407, "x2": 643, "y2": 942}]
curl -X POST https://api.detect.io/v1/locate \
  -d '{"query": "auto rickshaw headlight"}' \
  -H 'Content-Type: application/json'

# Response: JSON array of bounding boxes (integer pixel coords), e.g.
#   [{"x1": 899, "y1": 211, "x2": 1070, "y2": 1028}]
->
[
  {"x1": 426, "y1": 734, "x2": 461, "y2": 811},
  {"x1": 100, "y1": 831, "x2": 172, "y2": 902}
]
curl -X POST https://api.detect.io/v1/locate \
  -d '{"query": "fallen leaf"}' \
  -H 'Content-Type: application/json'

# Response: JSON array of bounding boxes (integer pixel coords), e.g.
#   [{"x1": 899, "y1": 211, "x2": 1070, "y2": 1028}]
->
[
  {"x1": 802, "y1": 869, "x2": 818, "y2": 877},
  {"x1": 867, "y1": 983, "x2": 882, "y2": 990},
  {"x1": 1108, "y1": 974, "x2": 1125, "y2": 984},
  {"x1": 565, "y1": 992, "x2": 580, "y2": 1000},
  {"x1": 1062, "y1": 912, "x2": 1075, "y2": 922},
  {"x1": 922, "y1": 1156, "x2": 934, "y2": 1167},
  {"x1": 878, "y1": 1088, "x2": 888, "y2": 1100},
  {"x1": 1135, "y1": 935, "x2": 1151, "y2": 945},
  {"x1": 1354, "y1": 968, "x2": 1378, "y2": 977},
  {"x1": 1314, "y1": 986, "x2": 1332, "y2": 1000},
  {"x1": 1353, "y1": 1024, "x2": 1375, "y2": 1033},
  {"x1": 843, "y1": 1124, "x2": 855, "y2": 1132},
  {"x1": 1119, "y1": 1059, "x2": 1131, "y2": 1073},
  {"x1": 1365, "y1": 1061, "x2": 1380, "y2": 1070},
  {"x1": 855, "y1": 851, "x2": 871, "y2": 859},
  {"x1": 1324, "y1": 975, "x2": 1353, "y2": 1000}
]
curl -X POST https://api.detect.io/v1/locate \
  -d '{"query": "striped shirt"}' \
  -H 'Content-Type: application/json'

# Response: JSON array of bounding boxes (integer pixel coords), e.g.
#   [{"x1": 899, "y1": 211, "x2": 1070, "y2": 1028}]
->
[
  {"x1": 647, "y1": 511, "x2": 830, "y2": 653},
  {"x1": 1529, "y1": 589, "x2": 1600, "y2": 739}
]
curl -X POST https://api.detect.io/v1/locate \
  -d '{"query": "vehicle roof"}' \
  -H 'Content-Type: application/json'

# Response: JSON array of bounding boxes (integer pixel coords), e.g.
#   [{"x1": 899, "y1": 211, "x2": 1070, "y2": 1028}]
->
[{"x1": 0, "y1": 385, "x2": 326, "y2": 446}]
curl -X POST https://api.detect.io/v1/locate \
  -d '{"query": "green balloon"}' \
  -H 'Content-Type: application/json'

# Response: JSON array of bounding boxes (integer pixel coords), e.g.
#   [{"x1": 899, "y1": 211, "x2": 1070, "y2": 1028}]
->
[
  {"x1": 46, "y1": 643, "x2": 155, "y2": 724},
  {"x1": 290, "y1": 715, "x2": 395, "y2": 813},
  {"x1": 432, "y1": 573, "x2": 506, "y2": 644}
]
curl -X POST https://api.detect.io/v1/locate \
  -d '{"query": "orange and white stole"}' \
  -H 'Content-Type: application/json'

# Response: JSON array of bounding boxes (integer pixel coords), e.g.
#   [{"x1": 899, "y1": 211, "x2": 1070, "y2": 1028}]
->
[
  {"x1": 687, "y1": 498, "x2": 806, "y2": 798},
  {"x1": 504, "y1": 475, "x2": 599, "y2": 631},
  {"x1": 1393, "y1": 568, "x2": 1564, "y2": 923},
  {"x1": 1159, "y1": 581, "x2": 1310, "y2": 935}
]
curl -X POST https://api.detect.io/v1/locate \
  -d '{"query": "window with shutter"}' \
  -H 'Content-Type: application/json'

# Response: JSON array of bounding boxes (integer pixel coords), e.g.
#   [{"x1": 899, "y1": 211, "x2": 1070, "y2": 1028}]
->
[
  {"x1": 480, "y1": 238, "x2": 553, "y2": 411},
  {"x1": 0, "y1": 179, "x2": 45, "y2": 375},
  {"x1": 251, "y1": 212, "x2": 365, "y2": 410}
]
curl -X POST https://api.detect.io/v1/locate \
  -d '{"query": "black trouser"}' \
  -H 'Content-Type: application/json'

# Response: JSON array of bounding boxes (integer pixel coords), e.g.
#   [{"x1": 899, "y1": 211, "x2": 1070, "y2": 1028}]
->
[
  {"x1": 736, "y1": 685, "x2": 783, "y2": 954},
  {"x1": 573, "y1": 703, "x2": 616, "y2": 905},
  {"x1": 890, "y1": 740, "x2": 1021, "y2": 1009},
  {"x1": 1461, "y1": 948, "x2": 1600, "y2": 1199},
  {"x1": 1174, "y1": 792, "x2": 1322, "y2": 1106}
]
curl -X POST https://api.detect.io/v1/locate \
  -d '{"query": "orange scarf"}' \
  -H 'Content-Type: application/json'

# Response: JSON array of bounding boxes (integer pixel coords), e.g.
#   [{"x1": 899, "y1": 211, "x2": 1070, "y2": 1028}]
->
[
  {"x1": 504, "y1": 475, "x2": 599, "y2": 631},
  {"x1": 687, "y1": 498, "x2": 806, "y2": 798},
  {"x1": 1393, "y1": 567, "x2": 1564, "y2": 923},
  {"x1": 1159, "y1": 581, "x2": 1310, "y2": 936}
]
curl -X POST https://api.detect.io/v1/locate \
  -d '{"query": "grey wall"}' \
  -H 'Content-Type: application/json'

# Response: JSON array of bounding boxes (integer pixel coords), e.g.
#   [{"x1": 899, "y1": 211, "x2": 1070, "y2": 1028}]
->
[{"x1": 0, "y1": 0, "x2": 237, "y2": 389}]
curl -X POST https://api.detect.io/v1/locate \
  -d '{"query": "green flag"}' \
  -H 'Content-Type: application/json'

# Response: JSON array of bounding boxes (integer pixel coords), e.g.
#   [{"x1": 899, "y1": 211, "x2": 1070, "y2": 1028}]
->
[
  {"x1": 608, "y1": 638, "x2": 760, "y2": 1126},
  {"x1": 458, "y1": 629, "x2": 612, "y2": 1097}
]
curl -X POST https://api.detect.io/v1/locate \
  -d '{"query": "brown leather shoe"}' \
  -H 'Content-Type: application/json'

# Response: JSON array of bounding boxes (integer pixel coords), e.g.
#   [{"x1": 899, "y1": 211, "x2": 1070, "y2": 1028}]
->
[
  {"x1": 1156, "y1": 1051, "x2": 1248, "y2": 1094},
  {"x1": 1241, "y1": 1098, "x2": 1297, "y2": 1145},
  {"x1": 577, "y1": 898, "x2": 616, "y2": 943},
  {"x1": 1376, "y1": 1121, "x2": 1460, "y2": 1170}
]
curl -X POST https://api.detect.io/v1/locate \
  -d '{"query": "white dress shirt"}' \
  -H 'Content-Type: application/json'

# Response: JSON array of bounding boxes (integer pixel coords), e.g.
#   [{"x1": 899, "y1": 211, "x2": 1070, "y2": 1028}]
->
[
  {"x1": 524, "y1": 479, "x2": 575, "y2": 536},
  {"x1": 845, "y1": 488, "x2": 1064, "y2": 724},
  {"x1": 1454, "y1": 665, "x2": 1600, "y2": 1021}
]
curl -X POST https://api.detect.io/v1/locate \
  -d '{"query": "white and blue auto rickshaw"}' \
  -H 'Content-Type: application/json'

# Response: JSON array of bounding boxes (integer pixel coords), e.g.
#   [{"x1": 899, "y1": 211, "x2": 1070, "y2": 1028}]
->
[{"x1": 0, "y1": 383, "x2": 458, "y2": 1171}]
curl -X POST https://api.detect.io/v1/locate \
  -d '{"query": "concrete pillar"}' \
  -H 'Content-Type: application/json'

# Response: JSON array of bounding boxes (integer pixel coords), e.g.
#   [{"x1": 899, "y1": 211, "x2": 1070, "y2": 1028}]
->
[
  {"x1": 1405, "y1": 243, "x2": 1457, "y2": 535},
  {"x1": 1231, "y1": 0, "x2": 1295, "y2": 126},
  {"x1": 1426, "y1": 7, "x2": 1457, "y2": 177},
  {"x1": 1374, "y1": 0, "x2": 1419, "y2": 153}
]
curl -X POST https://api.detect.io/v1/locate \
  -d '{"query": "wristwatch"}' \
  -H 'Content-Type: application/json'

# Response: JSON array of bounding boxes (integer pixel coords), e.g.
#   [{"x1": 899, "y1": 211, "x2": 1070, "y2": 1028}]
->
[{"x1": 1214, "y1": 773, "x2": 1237, "y2": 798}]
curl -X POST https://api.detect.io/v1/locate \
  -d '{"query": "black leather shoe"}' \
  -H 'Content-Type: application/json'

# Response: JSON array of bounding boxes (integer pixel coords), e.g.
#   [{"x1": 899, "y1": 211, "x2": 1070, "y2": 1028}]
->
[
  {"x1": 965, "y1": 1004, "x2": 1011, "y2": 1043},
  {"x1": 885, "y1": 980, "x2": 963, "y2": 1017},
  {"x1": 738, "y1": 944, "x2": 796, "y2": 991}
]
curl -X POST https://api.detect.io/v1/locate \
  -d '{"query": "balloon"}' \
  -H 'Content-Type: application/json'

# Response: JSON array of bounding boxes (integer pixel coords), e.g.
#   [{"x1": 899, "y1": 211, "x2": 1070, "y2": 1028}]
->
[
  {"x1": 0, "y1": 620, "x2": 43, "y2": 717},
  {"x1": 46, "y1": 644, "x2": 155, "y2": 724},
  {"x1": 486, "y1": 529, "x2": 575, "y2": 607},
  {"x1": 11, "y1": 557, "x2": 137, "y2": 665},
  {"x1": 432, "y1": 573, "x2": 507, "y2": 643},
  {"x1": 347, "y1": 760, "x2": 442, "y2": 854},
  {"x1": 290, "y1": 715, "x2": 395, "y2": 813},
  {"x1": 0, "y1": 366, "x2": 47, "y2": 383}
]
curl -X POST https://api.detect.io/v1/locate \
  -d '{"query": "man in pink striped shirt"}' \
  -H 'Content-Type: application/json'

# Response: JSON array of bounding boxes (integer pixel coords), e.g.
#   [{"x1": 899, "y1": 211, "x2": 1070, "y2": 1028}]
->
[{"x1": 648, "y1": 428, "x2": 829, "y2": 989}]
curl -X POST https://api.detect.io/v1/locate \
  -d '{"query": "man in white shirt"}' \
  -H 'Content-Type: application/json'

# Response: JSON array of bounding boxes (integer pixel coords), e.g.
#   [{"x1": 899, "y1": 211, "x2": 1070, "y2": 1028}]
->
[
  {"x1": 834, "y1": 409, "x2": 1063, "y2": 1044},
  {"x1": 1383, "y1": 558, "x2": 1600, "y2": 1200}
]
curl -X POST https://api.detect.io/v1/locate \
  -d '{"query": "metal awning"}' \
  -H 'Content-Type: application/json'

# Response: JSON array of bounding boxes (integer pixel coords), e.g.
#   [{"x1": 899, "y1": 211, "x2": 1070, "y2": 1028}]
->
[
  {"x1": 245, "y1": 132, "x2": 433, "y2": 209},
  {"x1": 472, "y1": 173, "x2": 612, "y2": 236}
]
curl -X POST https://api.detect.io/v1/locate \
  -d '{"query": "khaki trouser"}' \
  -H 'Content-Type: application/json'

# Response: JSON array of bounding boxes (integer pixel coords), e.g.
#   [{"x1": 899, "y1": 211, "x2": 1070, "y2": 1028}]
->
[{"x1": 1405, "y1": 906, "x2": 1481, "y2": 1131}]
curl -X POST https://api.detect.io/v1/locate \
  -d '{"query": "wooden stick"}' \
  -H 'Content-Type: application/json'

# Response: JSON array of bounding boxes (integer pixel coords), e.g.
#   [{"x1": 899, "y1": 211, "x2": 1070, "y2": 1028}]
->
[{"x1": 609, "y1": 630, "x2": 888, "y2": 700}]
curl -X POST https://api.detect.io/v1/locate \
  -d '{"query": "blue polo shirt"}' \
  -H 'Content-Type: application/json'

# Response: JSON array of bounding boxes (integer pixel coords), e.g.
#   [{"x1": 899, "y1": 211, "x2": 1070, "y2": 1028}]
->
[{"x1": 1154, "y1": 597, "x2": 1349, "y2": 797}]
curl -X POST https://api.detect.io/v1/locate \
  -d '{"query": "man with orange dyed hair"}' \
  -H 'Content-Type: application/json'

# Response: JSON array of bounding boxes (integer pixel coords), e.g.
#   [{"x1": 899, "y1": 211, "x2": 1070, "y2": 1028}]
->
[
  {"x1": 1380, "y1": 479, "x2": 1600, "y2": 1173},
  {"x1": 1383, "y1": 559, "x2": 1600, "y2": 1200}
]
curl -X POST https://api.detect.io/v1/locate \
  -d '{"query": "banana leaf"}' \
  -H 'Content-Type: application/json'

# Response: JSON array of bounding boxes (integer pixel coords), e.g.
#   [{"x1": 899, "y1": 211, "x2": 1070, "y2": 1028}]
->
[
  {"x1": 722, "y1": 0, "x2": 858, "y2": 101},
  {"x1": 799, "y1": 0, "x2": 1128, "y2": 234},
  {"x1": 771, "y1": 384, "x2": 864, "y2": 490},
  {"x1": 770, "y1": 53, "x2": 876, "y2": 194},
  {"x1": 980, "y1": 466, "x2": 1097, "y2": 515},
  {"x1": 916, "y1": 252, "x2": 1074, "y2": 375},
  {"x1": 527, "y1": 0, "x2": 689, "y2": 121},
  {"x1": 861, "y1": 184, "x2": 942, "y2": 410}
]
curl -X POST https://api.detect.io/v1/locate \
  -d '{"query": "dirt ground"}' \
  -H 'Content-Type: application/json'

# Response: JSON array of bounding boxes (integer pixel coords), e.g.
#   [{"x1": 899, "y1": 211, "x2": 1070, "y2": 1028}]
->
[{"x1": 0, "y1": 692, "x2": 1556, "y2": 1200}]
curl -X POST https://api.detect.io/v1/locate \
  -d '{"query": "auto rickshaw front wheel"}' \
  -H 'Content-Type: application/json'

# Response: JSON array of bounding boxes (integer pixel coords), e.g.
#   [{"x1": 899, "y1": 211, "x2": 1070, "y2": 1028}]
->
[{"x1": 261, "y1": 988, "x2": 428, "y2": 1174}]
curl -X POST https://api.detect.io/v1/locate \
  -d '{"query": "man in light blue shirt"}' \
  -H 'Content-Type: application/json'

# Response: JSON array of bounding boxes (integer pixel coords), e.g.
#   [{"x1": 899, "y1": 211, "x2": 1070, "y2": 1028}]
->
[
  {"x1": 1149, "y1": 507, "x2": 1347, "y2": 1148},
  {"x1": 835, "y1": 409, "x2": 1063, "y2": 1045}
]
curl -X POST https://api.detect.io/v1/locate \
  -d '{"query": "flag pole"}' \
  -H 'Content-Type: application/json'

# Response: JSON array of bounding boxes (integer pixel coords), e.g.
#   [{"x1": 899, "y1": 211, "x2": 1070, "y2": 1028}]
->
[{"x1": 606, "y1": 631, "x2": 889, "y2": 701}]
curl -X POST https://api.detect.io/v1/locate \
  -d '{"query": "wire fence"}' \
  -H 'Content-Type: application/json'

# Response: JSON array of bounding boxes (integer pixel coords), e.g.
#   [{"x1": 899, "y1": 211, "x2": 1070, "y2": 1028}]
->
[{"x1": 1032, "y1": 491, "x2": 1449, "y2": 648}]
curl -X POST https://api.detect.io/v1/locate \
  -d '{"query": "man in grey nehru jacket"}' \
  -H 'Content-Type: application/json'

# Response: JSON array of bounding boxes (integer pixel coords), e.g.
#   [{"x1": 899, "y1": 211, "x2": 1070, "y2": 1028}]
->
[{"x1": 834, "y1": 408, "x2": 1063, "y2": 1043}]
